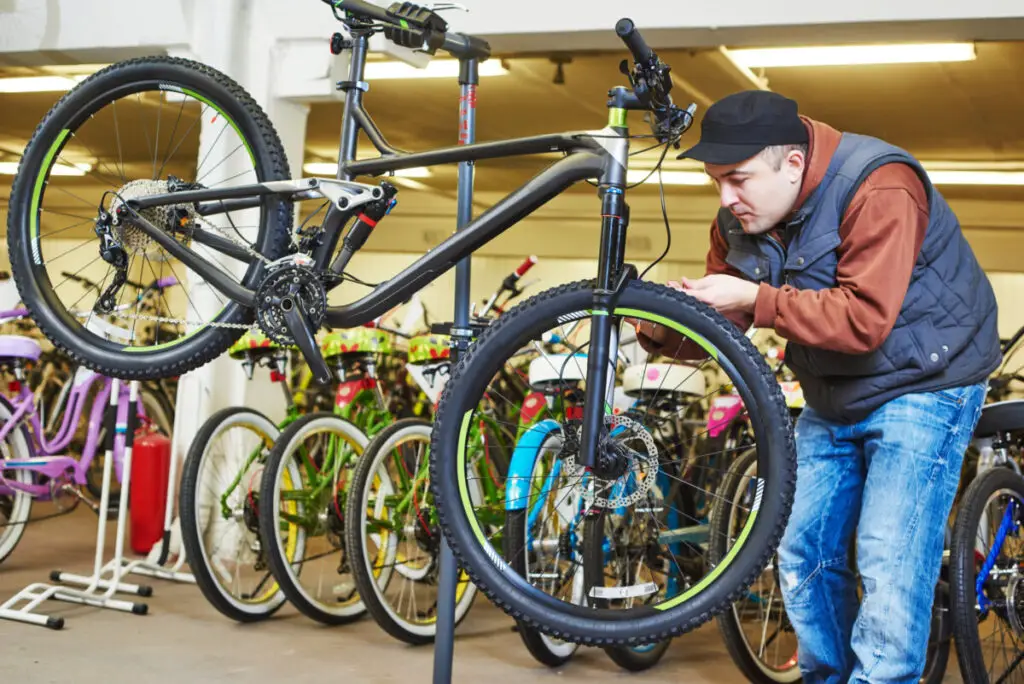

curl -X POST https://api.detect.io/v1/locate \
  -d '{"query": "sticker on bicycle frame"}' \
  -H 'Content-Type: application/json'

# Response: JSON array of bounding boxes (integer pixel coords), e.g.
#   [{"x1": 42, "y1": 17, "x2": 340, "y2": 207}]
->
[{"x1": 589, "y1": 582, "x2": 658, "y2": 600}]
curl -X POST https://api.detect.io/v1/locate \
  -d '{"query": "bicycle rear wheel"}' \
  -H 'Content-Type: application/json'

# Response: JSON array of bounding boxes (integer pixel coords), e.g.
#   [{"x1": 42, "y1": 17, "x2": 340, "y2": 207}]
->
[
  {"x1": 179, "y1": 407, "x2": 284, "y2": 622},
  {"x1": 258, "y1": 412, "x2": 369, "y2": 625},
  {"x1": 7, "y1": 56, "x2": 292, "y2": 381},
  {"x1": 430, "y1": 280, "x2": 796, "y2": 645}
]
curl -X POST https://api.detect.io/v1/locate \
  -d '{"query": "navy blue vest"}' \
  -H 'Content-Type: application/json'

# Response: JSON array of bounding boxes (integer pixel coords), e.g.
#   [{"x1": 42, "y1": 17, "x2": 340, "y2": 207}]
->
[{"x1": 719, "y1": 133, "x2": 1000, "y2": 422}]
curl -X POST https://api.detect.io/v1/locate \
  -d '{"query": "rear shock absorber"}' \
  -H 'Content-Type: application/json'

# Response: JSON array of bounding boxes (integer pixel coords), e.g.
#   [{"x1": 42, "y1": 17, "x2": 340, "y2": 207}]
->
[{"x1": 330, "y1": 182, "x2": 399, "y2": 276}]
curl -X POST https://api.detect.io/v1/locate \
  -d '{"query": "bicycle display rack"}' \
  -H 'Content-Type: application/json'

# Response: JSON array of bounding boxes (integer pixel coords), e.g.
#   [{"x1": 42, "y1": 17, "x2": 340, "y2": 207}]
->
[{"x1": 0, "y1": 380, "x2": 193, "y2": 629}]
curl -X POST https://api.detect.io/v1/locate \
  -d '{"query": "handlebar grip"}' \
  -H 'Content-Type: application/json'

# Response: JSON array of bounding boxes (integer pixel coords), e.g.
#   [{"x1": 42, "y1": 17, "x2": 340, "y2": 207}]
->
[
  {"x1": 615, "y1": 18, "x2": 655, "y2": 65},
  {"x1": 515, "y1": 256, "x2": 538, "y2": 277}
]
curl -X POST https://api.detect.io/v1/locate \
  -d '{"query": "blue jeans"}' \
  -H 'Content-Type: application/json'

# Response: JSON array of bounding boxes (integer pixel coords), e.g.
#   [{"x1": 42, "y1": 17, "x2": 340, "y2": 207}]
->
[{"x1": 777, "y1": 382, "x2": 986, "y2": 683}]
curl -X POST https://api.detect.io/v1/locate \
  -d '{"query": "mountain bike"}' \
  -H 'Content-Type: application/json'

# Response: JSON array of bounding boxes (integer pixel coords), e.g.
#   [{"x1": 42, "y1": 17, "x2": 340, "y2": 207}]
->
[{"x1": 6, "y1": 0, "x2": 796, "y2": 644}]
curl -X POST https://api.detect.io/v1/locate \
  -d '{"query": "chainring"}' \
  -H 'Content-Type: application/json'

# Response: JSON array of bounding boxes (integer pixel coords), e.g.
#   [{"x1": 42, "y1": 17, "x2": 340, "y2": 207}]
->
[{"x1": 255, "y1": 265, "x2": 327, "y2": 344}]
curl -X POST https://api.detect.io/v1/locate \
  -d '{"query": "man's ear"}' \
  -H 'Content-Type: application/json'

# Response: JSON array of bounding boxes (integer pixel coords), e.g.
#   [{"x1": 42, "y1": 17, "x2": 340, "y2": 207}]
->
[{"x1": 785, "y1": 149, "x2": 805, "y2": 183}]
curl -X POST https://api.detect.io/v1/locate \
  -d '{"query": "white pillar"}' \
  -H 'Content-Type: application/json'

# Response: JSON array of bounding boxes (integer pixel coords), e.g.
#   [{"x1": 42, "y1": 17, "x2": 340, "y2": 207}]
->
[{"x1": 168, "y1": 0, "x2": 311, "y2": 464}]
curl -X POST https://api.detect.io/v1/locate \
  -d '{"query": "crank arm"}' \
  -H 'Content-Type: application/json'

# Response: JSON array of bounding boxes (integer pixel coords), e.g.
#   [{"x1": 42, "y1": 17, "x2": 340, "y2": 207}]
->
[{"x1": 282, "y1": 305, "x2": 333, "y2": 384}]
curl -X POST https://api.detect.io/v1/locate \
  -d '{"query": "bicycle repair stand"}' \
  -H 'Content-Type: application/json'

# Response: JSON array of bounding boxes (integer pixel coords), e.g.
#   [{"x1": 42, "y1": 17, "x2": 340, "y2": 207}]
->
[
  {"x1": 432, "y1": 57, "x2": 479, "y2": 684},
  {"x1": 0, "y1": 380, "x2": 149, "y2": 629}
]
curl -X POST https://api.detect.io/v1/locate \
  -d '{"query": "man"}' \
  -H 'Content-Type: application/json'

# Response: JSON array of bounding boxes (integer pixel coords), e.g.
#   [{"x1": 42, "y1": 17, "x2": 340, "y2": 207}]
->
[{"x1": 637, "y1": 90, "x2": 1000, "y2": 683}]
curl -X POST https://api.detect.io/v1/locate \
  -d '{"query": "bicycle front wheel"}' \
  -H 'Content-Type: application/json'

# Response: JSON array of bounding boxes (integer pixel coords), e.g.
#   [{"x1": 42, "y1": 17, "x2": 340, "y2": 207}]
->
[
  {"x1": 430, "y1": 280, "x2": 796, "y2": 645},
  {"x1": 345, "y1": 418, "x2": 479, "y2": 645},
  {"x1": 950, "y1": 466, "x2": 1024, "y2": 683}
]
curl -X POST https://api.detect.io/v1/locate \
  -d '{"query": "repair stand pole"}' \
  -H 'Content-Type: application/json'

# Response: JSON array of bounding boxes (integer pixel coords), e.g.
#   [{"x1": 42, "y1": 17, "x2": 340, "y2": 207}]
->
[{"x1": 433, "y1": 56, "x2": 478, "y2": 684}]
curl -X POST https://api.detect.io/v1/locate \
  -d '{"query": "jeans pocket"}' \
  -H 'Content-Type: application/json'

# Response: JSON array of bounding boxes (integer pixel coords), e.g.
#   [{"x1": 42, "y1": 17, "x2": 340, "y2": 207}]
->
[{"x1": 930, "y1": 385, "x2": 972, "y2": 411}]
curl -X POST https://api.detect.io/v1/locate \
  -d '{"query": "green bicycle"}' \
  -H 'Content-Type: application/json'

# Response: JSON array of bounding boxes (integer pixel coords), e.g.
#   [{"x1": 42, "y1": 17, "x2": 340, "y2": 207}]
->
[
  {"x1": 343, "y1": 331, "x2": 519, "y2": 643},
  {"x1": 178, "y1": 330, "x2": 306, "y2": 623},
  {"x1": 253, "y1": 326, "x2": 402, "y2": 625}
]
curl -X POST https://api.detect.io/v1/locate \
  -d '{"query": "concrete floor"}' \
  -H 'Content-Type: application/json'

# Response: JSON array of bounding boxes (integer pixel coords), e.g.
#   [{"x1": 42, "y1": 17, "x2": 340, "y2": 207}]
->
[{"x1": 0, "y1": 505, "x2": 965, "y2": 683}]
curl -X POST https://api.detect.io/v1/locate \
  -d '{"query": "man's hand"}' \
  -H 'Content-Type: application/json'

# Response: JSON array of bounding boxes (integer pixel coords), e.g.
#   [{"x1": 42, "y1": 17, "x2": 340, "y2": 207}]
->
[{"x1": 672, "y1": 274, "x2": 759, "y2": 315}]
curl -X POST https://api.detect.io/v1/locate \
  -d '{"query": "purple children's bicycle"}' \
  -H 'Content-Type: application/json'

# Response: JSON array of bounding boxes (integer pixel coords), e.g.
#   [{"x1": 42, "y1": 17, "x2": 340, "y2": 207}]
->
[{"x1": 0, "y1": 278, "x2": 177, "y2": 565}]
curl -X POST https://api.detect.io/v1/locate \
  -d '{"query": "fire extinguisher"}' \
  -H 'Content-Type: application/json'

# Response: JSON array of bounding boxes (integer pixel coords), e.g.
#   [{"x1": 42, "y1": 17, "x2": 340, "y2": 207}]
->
[{"x1": 129, "y1": 425, "x2": 171, "y2": 555}]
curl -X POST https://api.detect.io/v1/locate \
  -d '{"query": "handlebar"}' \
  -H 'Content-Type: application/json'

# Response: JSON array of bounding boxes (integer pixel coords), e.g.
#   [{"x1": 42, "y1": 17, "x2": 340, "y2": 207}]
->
[
  {"x1": 1002, "y1": 325, "x2": 1024, "y2": 356},
  {"x1": 0, "y1": 308, "x2": 29, "y2": 322},
  {"x1": 611, "y1": 17, "x2": 695, "y2": 143},
  {"x1": 615, "y1": 18, "x2": 654, "y2": 66}
]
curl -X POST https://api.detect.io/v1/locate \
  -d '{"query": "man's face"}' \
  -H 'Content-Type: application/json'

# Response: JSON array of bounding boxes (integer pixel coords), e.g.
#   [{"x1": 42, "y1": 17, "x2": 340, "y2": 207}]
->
[{"x1": 705, "y1": 149, "x2": 805, "y2": 234}]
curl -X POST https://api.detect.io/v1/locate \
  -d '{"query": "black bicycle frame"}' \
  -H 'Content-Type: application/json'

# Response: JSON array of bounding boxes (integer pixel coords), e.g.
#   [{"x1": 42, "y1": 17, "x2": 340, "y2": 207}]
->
[
  {"x1": 123, "y1": 28, "x2": 635, "y2": 468},
  {"x1": 123, "y1": 29, "x2": 628, "y2": 325}
]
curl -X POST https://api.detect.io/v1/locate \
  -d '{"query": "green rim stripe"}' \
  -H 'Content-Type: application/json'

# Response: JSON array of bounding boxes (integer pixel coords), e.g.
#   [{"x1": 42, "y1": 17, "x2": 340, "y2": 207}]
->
[
  {"x1": 655, "y1": 489, "x2": 760, "y2": 610},
  {"x1": 619, "y1": 305, "x2": 739, "y2": 611},
  {"x1": 32, "y1": 128, "x2": 71, "y2": 244},
  {"x1": 453, "y1": 302, "x2": 738, "y2": 600},
  {"x1": 457, "y1": 411, "x2": 488, "y2": 546},
  {"x1": 608, "y1": 107, "x2": 627, "y2": 128},
  {"x1": 613, "y1": 308, "x2": 719, "y2": 360},
  {"x1": 180, "y1": 88, "x2": 255, "y2": 164}
]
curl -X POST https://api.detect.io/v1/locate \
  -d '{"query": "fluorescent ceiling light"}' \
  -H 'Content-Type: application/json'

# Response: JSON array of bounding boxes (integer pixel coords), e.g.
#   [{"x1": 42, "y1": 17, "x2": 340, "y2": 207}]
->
[
  {"x1": 0, "y1": 75, "x2": 87, "y2": 93},
  {"x1": 364, "y1": 59, "x2": 507, "y2": 80},
  {"x1": 0, "y1": 161, "x2": 91, "y2": 176},
  {"x1": 729, "y1": 43, "x2": 976, "y2": 68},
  {"x1": 626, "y1": 169, "x2": 710, "y2": 186},
  {"x1": 920, "y1": 161, "x2": 1024, "y2": 185},
  {"x1": 303, "y1": 162, "x2": 432, "y2": 178},
  {"x1": 926, "y1": 171, "x2": 1024, "y2": 185}
]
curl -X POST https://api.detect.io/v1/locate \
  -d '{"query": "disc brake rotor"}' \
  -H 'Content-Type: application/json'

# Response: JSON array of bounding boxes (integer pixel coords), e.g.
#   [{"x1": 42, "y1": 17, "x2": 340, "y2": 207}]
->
[{"x1": 564, "y1": 414, "x2": 659, "y2": 509}]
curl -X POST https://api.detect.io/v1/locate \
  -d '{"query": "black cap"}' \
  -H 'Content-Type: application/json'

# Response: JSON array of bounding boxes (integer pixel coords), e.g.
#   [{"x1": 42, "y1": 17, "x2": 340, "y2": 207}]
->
[{"x1": 678, "y1": 90, "x2": 808, "y2": 165}]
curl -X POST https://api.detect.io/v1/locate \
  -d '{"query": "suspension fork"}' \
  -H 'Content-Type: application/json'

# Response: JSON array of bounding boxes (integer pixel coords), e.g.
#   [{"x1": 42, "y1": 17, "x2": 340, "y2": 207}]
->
[{"x1": 578, "y1": 185, "x2": 629, "y2": 471}]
